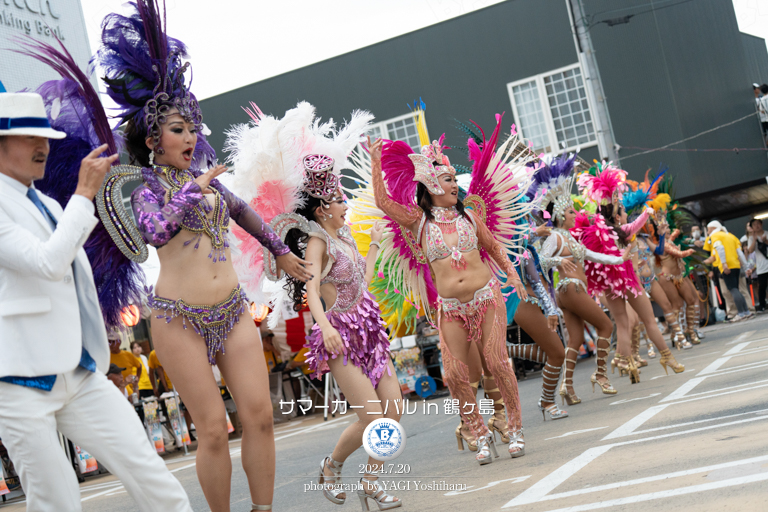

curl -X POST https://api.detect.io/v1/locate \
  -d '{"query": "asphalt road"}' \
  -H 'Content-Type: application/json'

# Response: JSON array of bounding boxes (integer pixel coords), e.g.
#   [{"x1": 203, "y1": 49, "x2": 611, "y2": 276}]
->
[{"x1": 3, "y1": 316, "x2": 767, "y2": 511}]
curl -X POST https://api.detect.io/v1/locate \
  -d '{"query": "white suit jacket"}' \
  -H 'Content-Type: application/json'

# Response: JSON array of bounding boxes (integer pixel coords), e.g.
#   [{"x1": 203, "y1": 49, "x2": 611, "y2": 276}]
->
[{"x1": 0, "y1": 173, "x2": 109, "y2": 378}]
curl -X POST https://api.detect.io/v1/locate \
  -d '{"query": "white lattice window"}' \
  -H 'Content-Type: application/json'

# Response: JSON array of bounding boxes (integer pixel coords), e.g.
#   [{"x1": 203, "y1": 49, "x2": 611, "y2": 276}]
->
[
  {"x1": 507, "y1": 64, "x2": 597, "y2": 154},
  {"x1": 367, "y1": 112, "x2": 425, "y2": 152}
]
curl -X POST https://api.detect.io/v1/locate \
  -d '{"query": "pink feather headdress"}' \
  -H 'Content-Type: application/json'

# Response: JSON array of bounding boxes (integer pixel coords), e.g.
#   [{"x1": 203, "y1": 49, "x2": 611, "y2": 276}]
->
[
  {"x1": 382, "y1": 135, "x2": 454, "y2": 199},
  {"x1": 577, "y1": 162, "x2": 628, "y2": 206}
]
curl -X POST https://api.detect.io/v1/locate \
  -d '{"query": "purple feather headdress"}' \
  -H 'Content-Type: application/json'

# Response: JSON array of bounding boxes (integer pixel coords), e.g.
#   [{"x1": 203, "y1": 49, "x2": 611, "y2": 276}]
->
[
  {"x1": 526, "y1": 153, "x2": 577, "y2": 223},
  {"x1": 14, "y1": 36, "x2": 146, "y2": 332},
  {"x1": 97, "y1": 0, "x2": 214, "y2": 169}
]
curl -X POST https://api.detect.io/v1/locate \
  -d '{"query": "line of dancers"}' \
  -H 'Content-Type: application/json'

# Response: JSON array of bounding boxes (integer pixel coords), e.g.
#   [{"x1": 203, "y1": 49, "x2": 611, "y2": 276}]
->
[{"x1": 0, "y1": 1, "x2": 710, "y2": 511}]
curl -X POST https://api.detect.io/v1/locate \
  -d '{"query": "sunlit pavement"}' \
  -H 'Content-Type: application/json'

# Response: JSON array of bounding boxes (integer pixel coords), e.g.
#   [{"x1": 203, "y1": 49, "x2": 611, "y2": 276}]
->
[{"x1": 2, "y1": 316, "x2": 767, "y2": 511}]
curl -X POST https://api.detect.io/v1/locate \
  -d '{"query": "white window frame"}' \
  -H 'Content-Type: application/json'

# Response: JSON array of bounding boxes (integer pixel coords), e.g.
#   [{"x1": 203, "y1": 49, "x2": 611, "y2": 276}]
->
[
  {"x1": 366, "y1": 112, "x2": 427, "y2": 152},
  {"x1": 507, "y1": 63, "x2": 598, "y2": 155}
]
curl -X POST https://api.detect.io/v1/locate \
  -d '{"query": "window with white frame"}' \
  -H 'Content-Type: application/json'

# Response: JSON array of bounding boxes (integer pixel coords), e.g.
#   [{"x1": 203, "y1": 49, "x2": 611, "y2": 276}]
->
[
  {"x1": 366, "y1": 112, "x2": 425, "y2": 151},
  {"x1": 507, "y1": 64, "x2": 596, "y2": 154}
]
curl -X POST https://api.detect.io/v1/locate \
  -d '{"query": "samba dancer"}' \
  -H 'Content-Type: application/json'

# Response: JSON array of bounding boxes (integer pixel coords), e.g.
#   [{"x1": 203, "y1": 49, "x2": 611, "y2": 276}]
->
[{"x1": 96, "y1": 3, "x2": 310, "y2": 510}]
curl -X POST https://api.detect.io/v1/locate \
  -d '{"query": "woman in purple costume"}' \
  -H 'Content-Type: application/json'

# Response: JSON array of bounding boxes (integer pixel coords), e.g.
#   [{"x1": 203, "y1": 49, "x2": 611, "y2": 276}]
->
[{"x1": 96, "y1": 2, "x2": 310, "y2": 510}]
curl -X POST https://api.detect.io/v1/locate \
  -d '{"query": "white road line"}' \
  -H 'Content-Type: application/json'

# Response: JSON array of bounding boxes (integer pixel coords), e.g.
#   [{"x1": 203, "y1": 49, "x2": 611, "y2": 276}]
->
[
  {"x1": 170, "y1": 462, "x2": 197, "y2": 473},
  {"x1": 274, "y1": 416, "x2": 350, "y2": 442},
  {"x1": 724, "y1": 341, "x2": 752, "y2": 356},
  {"x1": 501, "y1": 446, "x2": 613, "y2": 507},
  {"x1": 444, "y1": 475, "x2": 530, "y2": 495},
  {"x1": 602, "y1": 405, "x2": 670, "y2": 440},
  {"x1": 666, "y1": 382, "x2": 768, "y2": 405},
  {"x1": 539, "y1": 472, "x2": 768, "y2": 512},
  {"x1": 609, "y1": 393, "x2": 660, "y2": 406},
  {"x1": 660, "y1": 377, "x2": 705, "y2": 402},
  {"x1": 545, "y1": 427, "x2": 609, "y2": 441},
  {"x1": 81, "y1": 485, "x2": 125, "y2": 502},
  {"x1": 724, "y1": 331, "x2": 752, "y2": 345},
  {"x1": 510, "y1": 454, "x2": 768, "y2": 505},
  {"x1": 665, "y1": 379, "x2": 768, "y2": 402},
  {"x1": 623, "y1": 408, "x2": 768, "y2": 438}
]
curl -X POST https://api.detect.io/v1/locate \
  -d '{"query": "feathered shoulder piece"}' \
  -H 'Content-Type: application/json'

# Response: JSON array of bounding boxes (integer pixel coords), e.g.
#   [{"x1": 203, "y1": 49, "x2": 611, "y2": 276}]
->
[
  {"x1": 463, "y1": 113, "x2": 538, "y2": 266},
  {"x1": 525, "y1": 153, "x2": 577, "y2": 223},
  {"x1": 224, "y1": 101, "x2": 372, "y2": 309},
  {"x1": 380, "y1": 139, "x2": 419, "y2": 208},
  {"x1": 577, "y1": 161, "x2": 627, "y2": 206},
  {"x1": 14, "y1": 35, "x2": 145, "y2": 332},
  {"x1": 96, "y1": 0, "x2": 214, "y2": 169}
]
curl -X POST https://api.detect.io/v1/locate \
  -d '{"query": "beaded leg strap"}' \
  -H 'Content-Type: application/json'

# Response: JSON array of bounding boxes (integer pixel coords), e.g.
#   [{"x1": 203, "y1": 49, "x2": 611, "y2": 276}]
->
[
  {"x1": 540, "y1": 362, "x2": 562, "y2": 403},
  {"x1": 595, "y1": 336, "x2": 611, "y2": 377},
  {"x1": 563, "y1": 346, "x2": 579, "y2": 385},
  {"x1": 509, "y1": 344, "x2": 547, "y2": 364}
]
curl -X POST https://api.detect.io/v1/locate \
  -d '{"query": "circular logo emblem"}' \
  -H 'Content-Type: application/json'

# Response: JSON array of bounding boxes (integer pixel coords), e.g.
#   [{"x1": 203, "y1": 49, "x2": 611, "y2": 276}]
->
[{"x1": 363, "y1": 418, "x2": 406, "y2": 461}]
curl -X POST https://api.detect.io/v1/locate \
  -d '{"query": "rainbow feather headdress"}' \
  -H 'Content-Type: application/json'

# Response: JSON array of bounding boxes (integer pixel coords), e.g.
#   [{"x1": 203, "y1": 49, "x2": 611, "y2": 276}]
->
[
  {"x1": 526, "y1": 153, "x2": 577, "y2": 223},
  {"x1": 623, "y1": 165, "x2": 668, "y2": 217},
  {"x1": 577, "y1": 161, "x2": 628, "y2": 206}
]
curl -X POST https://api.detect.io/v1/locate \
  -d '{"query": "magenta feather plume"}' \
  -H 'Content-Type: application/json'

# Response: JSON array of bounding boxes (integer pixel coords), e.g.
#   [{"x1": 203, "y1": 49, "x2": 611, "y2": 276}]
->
[
  {"x1": 381, "y1": 140, "x2": 418, "y2": 207},
  {"x1": 577, "y1": 165, "x2": 628, "y2": 205}
]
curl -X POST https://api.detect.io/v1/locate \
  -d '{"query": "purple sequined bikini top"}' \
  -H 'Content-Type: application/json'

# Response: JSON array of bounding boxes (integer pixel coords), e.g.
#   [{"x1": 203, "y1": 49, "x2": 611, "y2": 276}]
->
[{"x1": 312, "y1": 225, "x2": 365, "y2": 314}]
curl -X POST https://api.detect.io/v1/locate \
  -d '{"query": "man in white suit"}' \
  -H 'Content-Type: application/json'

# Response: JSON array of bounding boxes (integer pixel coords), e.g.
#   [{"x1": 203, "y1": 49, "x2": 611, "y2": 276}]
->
[{"x1": 0, "y1": 93, "x2": 192, "y2": 511}]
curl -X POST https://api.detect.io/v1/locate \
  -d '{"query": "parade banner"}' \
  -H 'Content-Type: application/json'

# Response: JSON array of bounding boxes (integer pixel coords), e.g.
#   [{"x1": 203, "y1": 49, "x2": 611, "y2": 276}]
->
[
  {"x1": 75, "y1": 446, "x2": 99, "y2": 474},
  {"x1": 165, "y1": 397, "x2": 191, "y2": 447},
  {"x1": 392, "y1": 347, "x2": 428, "y2": 394},
  {"x1": 143, "y1": 400, "x2": 165, "y2": 453},
  {"x1": 0, "y1": 476, "x2": 8, "y2": 496}
]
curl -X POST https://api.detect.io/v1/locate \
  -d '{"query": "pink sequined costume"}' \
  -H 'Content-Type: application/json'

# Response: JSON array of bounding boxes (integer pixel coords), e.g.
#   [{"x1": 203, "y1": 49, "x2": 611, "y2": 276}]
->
[
  {"x1": 304, "y1": 225, "x2": 392, "y2": 387},
  {"x1": 571, "y1": 209, "x2": 650, "y2": 299}
]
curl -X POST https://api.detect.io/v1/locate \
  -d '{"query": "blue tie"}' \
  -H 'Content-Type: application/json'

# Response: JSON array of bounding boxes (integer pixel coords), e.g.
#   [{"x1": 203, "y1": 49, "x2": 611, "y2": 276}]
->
[{"x1": 0, "y1": 190, "x2": 96, "y2": 391}]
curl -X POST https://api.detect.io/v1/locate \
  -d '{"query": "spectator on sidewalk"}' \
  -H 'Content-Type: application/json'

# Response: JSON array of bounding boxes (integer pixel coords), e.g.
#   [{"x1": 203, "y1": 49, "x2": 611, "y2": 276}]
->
[
  {"x1": 148, "y1": 349, "x2": 173, "y2": 395},
  {"x1": 747, "y1": 218, "x2": 768, "y2": 311},
  {"x1": 759, "y1": 84, "x2": 768, "y2": 144},
  {"x1": 109, "y1": 338, "x2": 143, "y2": 397},
  {"x1": 131, "y1": 341, "x2": 157, "y2": 398},
  {"x1": 698, "y1": 221, "x2": 753, "y2": 321},
  {"x1": 107, "y1": 364, "x2": 130, "y2": 401}
]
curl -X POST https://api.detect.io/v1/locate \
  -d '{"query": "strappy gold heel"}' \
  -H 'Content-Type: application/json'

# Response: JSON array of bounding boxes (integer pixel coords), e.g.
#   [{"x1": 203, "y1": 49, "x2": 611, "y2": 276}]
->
[
  {"x1": 455, "y1": 419, "x2": 477, "y2": 452},
  {"x1": 591, "y1": 336, "x2": 617, "y2": 394},
  {"x1": 666, "y1": 311, "x2": 691, "y2": 350},
  {"x1": 631, "y1": 325, "x2": 648, "y2": 367},
  {"x1": 559, "y1": 347, "x2": 581, "y2": 405},
  {"x1": 659, "y1": 348, "x2": 685, "y2": 374},
  {"x1": 484, "y1": 377, "x2": 510, "y2": 443},
  {"x1": 686, "y1": 305, "x2": 701, "y2": 345},
  {"x1": 612, "y1": 354, "x2": 640, "y2": 383}
]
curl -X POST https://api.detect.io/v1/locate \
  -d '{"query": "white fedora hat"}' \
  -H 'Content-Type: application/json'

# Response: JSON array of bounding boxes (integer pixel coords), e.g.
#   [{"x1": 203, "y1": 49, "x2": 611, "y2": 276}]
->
[{"x1": 0, "y1": 92, "x2": 66, "y2": 139}]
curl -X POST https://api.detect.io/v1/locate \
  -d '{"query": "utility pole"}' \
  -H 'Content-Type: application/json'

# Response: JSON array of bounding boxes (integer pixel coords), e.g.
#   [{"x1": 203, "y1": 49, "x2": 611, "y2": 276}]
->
[{"x1": 565, "y1": 0, "x2": 620, "y2": 164}]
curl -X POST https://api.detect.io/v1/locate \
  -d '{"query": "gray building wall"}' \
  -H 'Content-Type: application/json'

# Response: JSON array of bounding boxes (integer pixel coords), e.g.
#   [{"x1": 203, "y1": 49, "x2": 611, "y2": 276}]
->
[
  {"x1": 585, "y1": 0, "x2": 767, "y2": 198},
  {"x1": 200, "y1": 0, "x2": 766, "y2": 200},
  {"x1": 199, "y1": 0, "x2": 599, "y2": 166},
  {"x1": 742, "y1": 33, "x2": 768, "y2": 85}
]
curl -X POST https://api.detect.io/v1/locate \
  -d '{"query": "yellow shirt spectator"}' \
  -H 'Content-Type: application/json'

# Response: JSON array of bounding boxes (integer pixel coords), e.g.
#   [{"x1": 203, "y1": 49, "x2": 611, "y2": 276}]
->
[
  {"x1": 110, "y1": 350, "x2": 143, "y2": 395},
  {"x1": 703, "y1": 230, "x2": 743, "y2": 272},
  {"x1": 148, "y1": 350, "x2": 173, "y2": 391}
]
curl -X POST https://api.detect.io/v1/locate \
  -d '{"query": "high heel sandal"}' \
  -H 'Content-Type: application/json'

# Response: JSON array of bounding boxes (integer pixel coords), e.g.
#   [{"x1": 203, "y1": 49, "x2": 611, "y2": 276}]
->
[
  {"x1": 686, "y1": 305, "x2": 701, "y2": 345},
  {"x1": 357, "y1": 474, "x2": 402, "y2": 511},
  {"x1": 455, "y1": 419, "x2": 478, "y2": 452},
  {"x1": 659, "y1": 348, "x2": 685, "y2": 374},
  {"x1": 559, "y1": 347, "x2": 581, "y2": 405},
  {"x1": 540, "y1": 363, "x2": 568, "y2": 420},
  {"x1": 591, "y1": 336, "x2": 618, "y2": 394},
  {"x1": 475, "y1": 433, "x2": 499, "y2": 465},
  {"x1": 612, "y1": 354, "x2": 640, "y2": 383},
  {"x1": 508, "y1": 428, "x2": 525, "y2": 458},
  {"x1": 631, "y1": 325, "x2": 648, "y2": 367},
  {"x1": 665, "y1": 311, "x2": 691, "y2": 350},
  {"x1": 484, "y1": 377, "x2": 510, "y2": 443},
  {"x1": 318, "y1": 455, "x2": 346, "y2": 505}
]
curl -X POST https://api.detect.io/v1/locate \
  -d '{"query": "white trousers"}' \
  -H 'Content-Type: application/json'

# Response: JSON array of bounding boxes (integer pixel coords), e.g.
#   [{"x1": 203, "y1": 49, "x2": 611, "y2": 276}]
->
[{"x1": 0, "y1": 367, "x2": 192, "y2": 512}]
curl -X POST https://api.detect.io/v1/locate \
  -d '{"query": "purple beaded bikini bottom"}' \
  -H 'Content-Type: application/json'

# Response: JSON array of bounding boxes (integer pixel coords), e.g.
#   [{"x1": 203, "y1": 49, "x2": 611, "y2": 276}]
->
[
  {"x1": 304, "y1": 290, "x2": 392, "y2": 388},
  {"x1": 147, "y1": 285, "x2": 249, "y2": 365}
]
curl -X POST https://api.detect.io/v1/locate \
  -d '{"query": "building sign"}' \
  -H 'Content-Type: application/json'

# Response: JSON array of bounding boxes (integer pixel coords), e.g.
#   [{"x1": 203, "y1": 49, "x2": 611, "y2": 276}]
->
[{"x1": 0, "y1": 0, "x2": 93, "y2": 93}]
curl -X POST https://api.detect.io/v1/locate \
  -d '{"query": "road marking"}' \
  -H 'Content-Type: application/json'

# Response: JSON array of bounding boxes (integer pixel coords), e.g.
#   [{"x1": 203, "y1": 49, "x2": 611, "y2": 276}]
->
[
  {"x1": 545, "y1": 427, "x2": 608, "y2": 441},
  {"x1": 82, "y1": 485, "x2": 125, "y2": 502},
  {"x1": 620, "y1": 408, "x2": 768, "y2": 438},
  {"x1": 660, "y1": 377, "x2": 705, "y2": 402},
  {"x1": 444, "y1": 475, "x2": 530, "y2": 495},
  {"x1": 609, "y1": 393, "x2": 660, "y2": 406},
  {"x1": 505, "y1": 454, "x2": 768, "y2": 506},
  {"x1": 603, "y1": 405, "x2": 669, "y2": 440},
  {"x1": 170, "y1": 462, "x2": 197, "y2": 473},
  {"x1": 725, "y1": 331, "x2": 753, "y2": 345},
  {"x1": 274, "y1": 416, "x2": 349, "y2": 442},
  {"x1": 538, "y1": 472, "x2": 768, "y2": 512}
]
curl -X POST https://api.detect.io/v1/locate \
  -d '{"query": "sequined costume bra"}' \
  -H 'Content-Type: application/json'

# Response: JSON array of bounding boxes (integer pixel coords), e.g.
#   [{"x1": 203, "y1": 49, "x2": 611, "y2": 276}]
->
[
  {"x1": 417, "y1": 206, "x2": 479, "y2": 266},
  {"x1": 130, "y1": 166, "x2": 290, "y2": 260},
  {"x1": 311, "y1": 224, "x2": 366, "y2": 314},
  {"x1": 539, "y1": 228, "x2": 624, "y2": 275}
]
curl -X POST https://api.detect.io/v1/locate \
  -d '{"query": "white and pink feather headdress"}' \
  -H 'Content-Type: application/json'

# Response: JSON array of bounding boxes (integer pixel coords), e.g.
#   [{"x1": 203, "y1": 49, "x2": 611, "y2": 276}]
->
[{"x1": 409, "y1": 135, "x2": 456, "y2": 196}]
